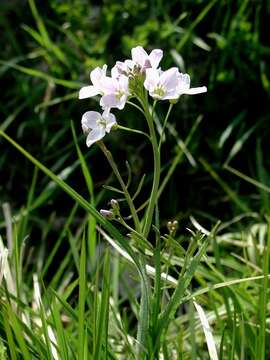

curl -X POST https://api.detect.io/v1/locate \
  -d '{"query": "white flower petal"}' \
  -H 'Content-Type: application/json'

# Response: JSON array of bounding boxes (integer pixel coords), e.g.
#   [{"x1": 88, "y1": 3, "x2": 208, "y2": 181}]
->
[
  {"x1": 79, "y1": 86, "x2": 99, "y2": 99},
  {"x1": 118, "y1": 75, "x2": 129, "y2": 92},
  {"x1": 100, "y1": 94, "x2": 118, "y2": 109},
  {"x1": 131, "y1": 46, "x2": 148, "y2": 66},
  {"x1": 184, "y1": 86, "x2": 207, "y2": 95},
  {"x1": 125, "y1": 59, "x2": 135, "y2": 69},
  {"x1": 111, "y1": 61, "x2": 129, "y2": 79},
  {"x1": 180, "y1": 73, "x2": 190, "y2": 86},
  {"x1": 101, "y1": 77, "x2": 118, "y2": 94},
  {"x1": 149, "y1": 49, "x2": 163, "y2": 69},
  {"x1": 144, "y1": 68, "x2": 160, "y2": 91},
  {"x1": 111, "y1": 66, "x2": 119, "y2": 79},
  {"x1": 160, "y1": 67, "x2": 179, "y2": 90},
  {"x1": 162, "y1": 89, "x2": 181, "y2": 100},
  {"x1": 86, "y1": 128, "x2": 105, "y2": 147},
  {"x1": 90, "y1": 65, "x2": 107, "y2": 85},
  {"x1": 117, "y1": 94, "x2": 128, "y2": 110},
  {"x1": 81, "y1": 111, "x2": 101, "y2": 132}
]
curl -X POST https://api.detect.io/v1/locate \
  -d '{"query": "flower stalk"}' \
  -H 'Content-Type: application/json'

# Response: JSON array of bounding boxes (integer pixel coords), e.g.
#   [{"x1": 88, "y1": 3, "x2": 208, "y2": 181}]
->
[
  {"x1": 140, "y1": 95, "x2": 161, "y2": 239},
  {"x1": 98, "y1": 141, "x2": 141, "y2": 233}
]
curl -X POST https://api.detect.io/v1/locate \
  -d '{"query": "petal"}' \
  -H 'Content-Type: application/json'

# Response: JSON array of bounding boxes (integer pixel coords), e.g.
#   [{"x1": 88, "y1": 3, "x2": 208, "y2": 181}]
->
[
  {"x1": 102, "y1": 64, "x2": 108, "y2": 74},
  {"x1": 86, "y1": 127, "x2": 105, "y2": 147},
  {"x1": 184, "y1": 86, "x2": 207, "y2": 95},
  {"x1": 81, "y1": 111, "x2": 101, "y2": 131},
  {"x1": 181, "y1": 73, "x2": 190, "y2": 86},
  {"x1": 176, "y1": 73, "x2": 190, "y2": 93},
  {"x1": 79, "y1": 86, "x2": 99, "y2": 99},
  {"x1": 103, "y1": 111, "x2": 116, "y2": 132},
  {"x1": 125, "y1": 59, "x2": 135, "y2": 69},
  {"x1": 100, "y1": 94, "x2": 118, "y2": 109},
  {"x1": 116, "y1": 94, "x2": 127, "y2": 110},
  {"x1": 148, "y1": 49, "x2": 163, "y2": 69},
  {"x1": 100, "y1": 77, "x2": 118, "y2": 94},
  {"x1": 118, "y1": 75, "x2": 129, "y2": 92},
  {"x1": 162, "y1": 89, "x2": 180, "y2": 100},
  {"x1": 144, "y1": 68, "x2": 160, "y2": 91},
  {"x1": 160, "y1": 67, "x2": 179, "y2": 90},
  {"x1": 111, "y1": 61, "x2": 129, "y2": 79},
  {"x1": 90, "y1": 65, "x2": 107, "y2": 85},
  {"x1": 111, "y1": 65, "x2": 119, "y2": 79},
  {"x1": 131, "y1": 46, "x2": 148, "y2": 66}
]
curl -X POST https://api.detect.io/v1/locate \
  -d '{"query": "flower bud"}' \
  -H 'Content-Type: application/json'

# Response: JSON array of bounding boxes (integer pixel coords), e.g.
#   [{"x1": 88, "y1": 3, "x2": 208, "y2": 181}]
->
[
  {"x1": 100, "y1": 209, "x2": 114, "y2": 220},
  {"x1": 110, "y1": 199, "x2": 119, "y2": 211},
  {"x1": 167, "y1": 219, "x2": 179, "y2": 236}
]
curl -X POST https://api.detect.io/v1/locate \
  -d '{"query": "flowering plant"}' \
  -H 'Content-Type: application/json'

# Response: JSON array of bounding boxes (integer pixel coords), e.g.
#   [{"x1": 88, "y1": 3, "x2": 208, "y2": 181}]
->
[{"x1": 79, "y1": 46, "x2": 207, "y2": 358}]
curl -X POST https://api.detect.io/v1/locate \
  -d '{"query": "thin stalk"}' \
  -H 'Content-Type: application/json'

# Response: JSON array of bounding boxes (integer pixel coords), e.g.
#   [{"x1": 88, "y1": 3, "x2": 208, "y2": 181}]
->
[
  {"x1": 117, "y1": 125, "x2": 150, "y2": 140},
  {"x1": 115, "y1": 217, "x2": 152, "y2": 251},
  {"x1": 150, "y1": 206, "x2": 162, "y2": 358},
  {"x1": 127, "y1": 100, "x2": 145, "y2": 116},
  {"x1": 158, "y1": 103, "x2": 173, "y2": 150},
  {"x1": 141, "y1": 95, "x2": 161, "y2": 239},
  {"x1": 98, "y1": 142, "x2": 141, "y2": 233},
  {"x1": 151, "y1": 99, "x2": 157, "y2": 118}
]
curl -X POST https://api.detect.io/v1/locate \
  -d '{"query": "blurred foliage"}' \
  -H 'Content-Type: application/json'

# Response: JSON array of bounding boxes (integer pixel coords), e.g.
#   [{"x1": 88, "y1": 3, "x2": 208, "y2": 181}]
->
[{"x1": 0, "y1": 0, "x2": 270, "y2": 230}]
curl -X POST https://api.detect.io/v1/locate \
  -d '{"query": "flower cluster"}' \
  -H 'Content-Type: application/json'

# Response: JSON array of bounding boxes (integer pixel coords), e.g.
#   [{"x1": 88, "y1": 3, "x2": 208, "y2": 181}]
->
[{"x1": 79, "y1": 46, "x2": 207, "y2": 147}]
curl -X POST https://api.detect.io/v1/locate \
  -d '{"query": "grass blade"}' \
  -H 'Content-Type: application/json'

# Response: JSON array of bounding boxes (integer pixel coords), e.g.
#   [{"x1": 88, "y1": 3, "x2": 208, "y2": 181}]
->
[{"x1": 193, "y1": 301, "x2": 218, "y2": 360}]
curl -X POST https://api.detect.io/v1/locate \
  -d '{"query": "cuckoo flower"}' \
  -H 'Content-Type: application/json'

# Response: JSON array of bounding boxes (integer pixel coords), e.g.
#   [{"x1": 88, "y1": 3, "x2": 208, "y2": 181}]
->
[
  {"x1": 100, "y1": 75, "x2": 130, "y2": 110},
  {"x1": 79, "y1": 65, "x2": 107, "y2": 99},
  {"x1": 81, "y1": 110, "x2": 116, "y2": 147},
  {"x1": 144, "y1": 67, "x2": 180, "y2": 100},
  {"x1": 131, "y1": 46, "x2": 163, "y2": 71},
  {"x1": 111, "y1": 46, "x2": 163, "y2": 79}
]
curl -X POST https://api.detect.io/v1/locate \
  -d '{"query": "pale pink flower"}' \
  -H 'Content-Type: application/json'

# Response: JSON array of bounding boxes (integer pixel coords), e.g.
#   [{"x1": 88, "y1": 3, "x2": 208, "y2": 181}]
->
[
  {"x1": 144, "y1": 67, "x2": 207, "y2": 100},
  {"x1": 81, "y1": 110, "x2": 116, "y2": 147},
  {"x1": 131, "y1": 46, "x2": 163, "y2": 71},
  {"x1": 100, "y1": 75, "x2": 130, "y2": 110},
  {"x1": 144, "y1": 67, "x2": 180, "y2": 100}
]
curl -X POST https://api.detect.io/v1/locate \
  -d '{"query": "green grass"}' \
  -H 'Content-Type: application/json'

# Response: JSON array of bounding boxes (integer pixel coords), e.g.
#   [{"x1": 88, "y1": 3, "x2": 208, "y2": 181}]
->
[{"x1": 1, "y1": 0, "x2": 270, "y2": 358}]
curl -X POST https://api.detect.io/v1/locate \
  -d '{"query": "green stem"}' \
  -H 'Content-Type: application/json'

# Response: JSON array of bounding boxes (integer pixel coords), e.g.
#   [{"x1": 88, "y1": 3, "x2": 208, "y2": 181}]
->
[
  {"x1": 141, "y1": 95, "x2": 161, "y2": 239},
  {"x1": 127, "y1": 100, "x2": 145, "y2": 116},
  {"x1": 117, "y1": 125, "x2": 150, "y2": 140},
  {"x1": 116, "y1": 217, "x2": 152, "y2": 251},
  {"x1": 158, "y1": 103, "x2": 173, "y2": 151},
  {"x1": 98, "y1": 142, "x2": 141, "y2": 233}
]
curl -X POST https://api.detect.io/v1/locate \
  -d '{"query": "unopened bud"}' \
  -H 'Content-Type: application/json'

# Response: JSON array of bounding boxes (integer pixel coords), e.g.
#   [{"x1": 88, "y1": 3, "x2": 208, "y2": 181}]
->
[
  {"x1": 100, "y1": 209, "x2": 114, "y2": 220},
  {"x1": 110, "y1": 199, "x2": 119, "y2": 211},
  {"x1": 167, "y1": 220, "x2": 179, "y2": 236}
]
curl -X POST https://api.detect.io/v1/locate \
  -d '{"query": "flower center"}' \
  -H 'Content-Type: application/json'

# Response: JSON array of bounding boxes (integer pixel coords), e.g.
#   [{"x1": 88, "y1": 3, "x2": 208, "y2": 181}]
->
[
  {"x1": 153, "y1": 86, "x2": 166, "y2": 97},
  {"x1": 96, "y1": 118, "x2": 107, "y2": 128},
  {"x1": 116, "y1": 90, "x2": 125, "y2": 101}
]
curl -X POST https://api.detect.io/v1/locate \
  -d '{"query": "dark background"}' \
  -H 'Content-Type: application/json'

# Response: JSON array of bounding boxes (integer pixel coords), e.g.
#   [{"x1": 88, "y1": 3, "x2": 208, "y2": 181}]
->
[{"x1": 1, "y1": 0, "x2": 270, "y2": 239}]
